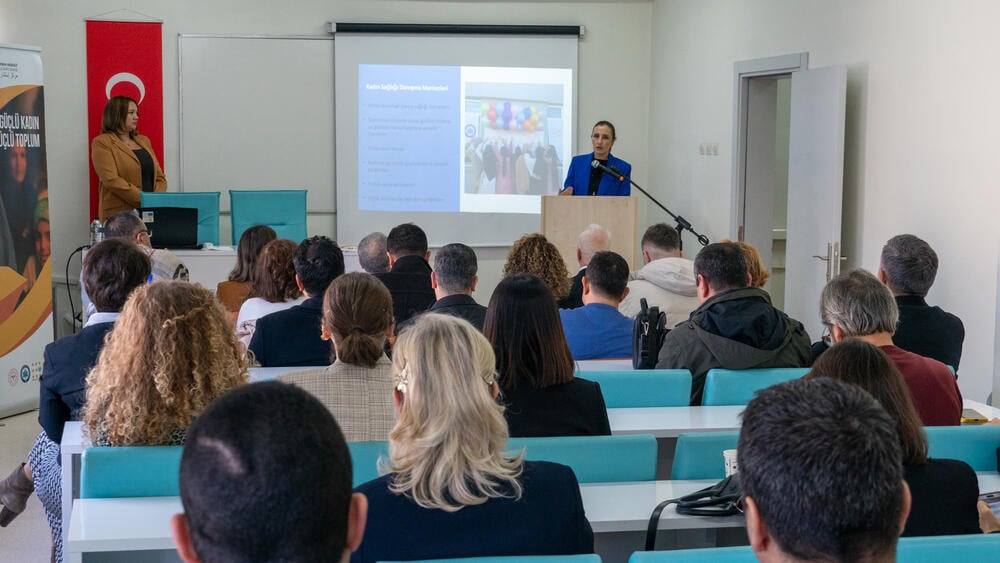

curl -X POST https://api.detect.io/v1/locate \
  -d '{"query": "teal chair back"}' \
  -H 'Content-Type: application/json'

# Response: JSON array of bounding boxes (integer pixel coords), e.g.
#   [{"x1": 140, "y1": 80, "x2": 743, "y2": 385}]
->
[
  {"x1": 670, "y1": 431, "x2": 740, "y2": 480},
  {"x1": 349, "y1": 441, "x2": 389, "y2": 487},
  {"x1": 627, "y1": 534, "x2": 1000, "y2": 562},
  {"x1": 506, "y1": 434, "x2": 657, "y2": 483},
  {"x1": 701, "y1": 367, "x2": 809, "y2": 406},
  {"x1": 577, "y1": 370, "x2": 692, "y2": 408},
  {"x1": 386, "y1": 556, "x2": 602, "y2": 563},
  {"x1": 925, "y1": 424, "x2": 1000, "y2": 471},
  {"x1": 629, "y1": 546, "x2": 754, "y2": 562},
  {"x1": 80, "y1": 446, "x2": 183, "y2": 498},
  {"x1": 141, "y1": 191, "x2": 221, "y2": 245},
  {"x1": 229, "y1": 189, "x2": 307, "y2": 243},
  {"x1": 897, "y1": 533, "x2": 1000, "y2": 561}
]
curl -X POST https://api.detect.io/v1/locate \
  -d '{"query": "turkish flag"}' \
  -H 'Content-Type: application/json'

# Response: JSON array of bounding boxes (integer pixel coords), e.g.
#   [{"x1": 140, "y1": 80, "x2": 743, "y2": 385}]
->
[{"x1": 85, "y1": 20, "x2": 164, "y2": 221}]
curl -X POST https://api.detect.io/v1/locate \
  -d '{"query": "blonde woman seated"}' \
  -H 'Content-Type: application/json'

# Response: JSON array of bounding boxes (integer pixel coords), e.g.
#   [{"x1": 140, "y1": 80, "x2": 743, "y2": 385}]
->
[
  {"x1": 351, "y1": 314, "x2": 594, "y2": 563},
  {"x1": 83, "y1": 280, "x2": 248, "y2": 447},
  {"x1": 235, "y1": 238, "x2": 304, "y2": 346},
  {"x1": 280, "y1": 272, "x2": 396, "y2": 442}
]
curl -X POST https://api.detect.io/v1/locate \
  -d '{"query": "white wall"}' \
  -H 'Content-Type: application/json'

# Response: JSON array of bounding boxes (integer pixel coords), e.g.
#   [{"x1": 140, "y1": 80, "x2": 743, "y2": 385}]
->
[
  {"x1": 648, "y1": 0, "x2": 1000, "y2": 401},
  {"x1": 0, "y1": 0, "x2": 652, "y2": 329}
]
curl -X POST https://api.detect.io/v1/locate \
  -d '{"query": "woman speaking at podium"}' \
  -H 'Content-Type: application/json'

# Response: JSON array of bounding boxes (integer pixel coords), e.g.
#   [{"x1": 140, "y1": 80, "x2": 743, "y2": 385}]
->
[
  {"x1": 559, "y1": 120, "x2": 631, "y2": 196},
  {"x1": 91, "y1": 96, "x2": 167, "y2": 220}
]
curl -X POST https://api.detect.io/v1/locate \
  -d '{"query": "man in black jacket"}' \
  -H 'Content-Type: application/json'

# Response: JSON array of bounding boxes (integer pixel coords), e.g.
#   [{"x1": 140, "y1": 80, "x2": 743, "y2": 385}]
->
[
  {"x1": 374, "y1": 223, "x2": 435, "y2": 328},
  {"x1": 655, "y1": 242, "x2": 810, "y2": 405},
  {"x1": 428, "y1": 243, "x2": 487, "y2": 331},
  {"x1": 878, "y1": 234, "x2": 964, "y2": 373}
]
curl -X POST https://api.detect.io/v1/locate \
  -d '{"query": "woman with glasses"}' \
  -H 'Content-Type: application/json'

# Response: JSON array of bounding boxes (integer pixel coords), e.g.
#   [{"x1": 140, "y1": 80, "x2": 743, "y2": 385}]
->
[
  {"x1": 559, "y1": 120, "x2": 631, "y2": 196},
  {"x1": 351, "y1": 314, "x2": 594, "y2": 563}
]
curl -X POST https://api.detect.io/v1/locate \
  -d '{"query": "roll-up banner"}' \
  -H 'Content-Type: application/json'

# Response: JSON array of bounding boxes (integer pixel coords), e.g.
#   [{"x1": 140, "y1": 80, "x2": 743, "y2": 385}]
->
[{"x1": 0, "y1": 43, "x2": 51, "y2": 418}]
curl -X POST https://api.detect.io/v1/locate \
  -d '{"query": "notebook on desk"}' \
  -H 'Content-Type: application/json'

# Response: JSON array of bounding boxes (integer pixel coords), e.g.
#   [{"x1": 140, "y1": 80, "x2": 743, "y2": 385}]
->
[{"x1": 139, "y1": 207, "x2": 200, "y2": 249}]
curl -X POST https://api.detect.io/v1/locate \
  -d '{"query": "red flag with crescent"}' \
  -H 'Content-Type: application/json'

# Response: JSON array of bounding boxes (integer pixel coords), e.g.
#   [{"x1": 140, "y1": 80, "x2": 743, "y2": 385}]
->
[{"x1": 85, "y1": 20, "x2": 164, "y2": 221}]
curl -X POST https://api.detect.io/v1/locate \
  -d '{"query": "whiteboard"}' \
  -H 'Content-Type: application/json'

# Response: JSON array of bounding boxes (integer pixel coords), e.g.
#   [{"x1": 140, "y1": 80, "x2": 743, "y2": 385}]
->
[{"x1": 178, "y1": 35, "x2": 335, "y2": 213}]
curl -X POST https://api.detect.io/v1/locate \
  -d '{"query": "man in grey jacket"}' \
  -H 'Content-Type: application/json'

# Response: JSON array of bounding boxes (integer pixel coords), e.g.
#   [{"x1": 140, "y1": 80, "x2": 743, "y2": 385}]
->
[
  {"x1": 618, "y1": 223, "x2": 699, "y2": 328},
  {"x1": 655, "y1": 242, "x2": 811, "y2": 405}
]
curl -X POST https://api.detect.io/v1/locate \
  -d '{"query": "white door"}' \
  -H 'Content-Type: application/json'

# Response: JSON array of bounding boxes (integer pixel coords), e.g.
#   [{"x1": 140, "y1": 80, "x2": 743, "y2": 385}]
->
[{"x1": 784, "y1": 65, "x2": 847, "y2": 341}]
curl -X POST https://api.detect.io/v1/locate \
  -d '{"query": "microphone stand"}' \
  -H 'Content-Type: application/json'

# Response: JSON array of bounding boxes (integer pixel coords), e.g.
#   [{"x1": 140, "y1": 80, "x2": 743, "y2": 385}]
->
[{"x1": 598, "y1": 167, "x2": 710, "y2": 251}]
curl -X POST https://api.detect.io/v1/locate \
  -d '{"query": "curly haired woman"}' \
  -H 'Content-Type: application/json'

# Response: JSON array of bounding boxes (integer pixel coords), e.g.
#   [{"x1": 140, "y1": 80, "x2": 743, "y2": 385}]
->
[
  {"x1": 83, "y1": 280, "x2": 248, "y2": 447},
  {"x1": 502, "y1": 233, "x2": 571, "y2": 302}
]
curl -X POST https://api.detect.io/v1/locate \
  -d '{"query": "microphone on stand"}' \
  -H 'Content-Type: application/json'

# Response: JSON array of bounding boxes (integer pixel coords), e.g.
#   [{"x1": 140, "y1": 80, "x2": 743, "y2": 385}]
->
[
  {"x1": 591, "y1": 159, "x2": 625, "y2": 181},
  {"x1": 590, "y1": 158, "x2": 710, "y2": 250}
]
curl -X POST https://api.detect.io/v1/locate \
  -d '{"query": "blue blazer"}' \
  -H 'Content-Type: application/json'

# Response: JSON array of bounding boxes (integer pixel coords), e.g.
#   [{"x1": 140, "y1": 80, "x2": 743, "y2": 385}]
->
[
  {"x1": 352, "y1": 460, "x2": 594, "y2": 563},
  {"x1": 563, "y1": 152, "x2": 631, "y2": 196},
  {"x1": 39, "y1": 321, "x2": 115, "y2": 444},
  {"x1": 248, "y1": 296, "x2": 332, "y2": 367}
]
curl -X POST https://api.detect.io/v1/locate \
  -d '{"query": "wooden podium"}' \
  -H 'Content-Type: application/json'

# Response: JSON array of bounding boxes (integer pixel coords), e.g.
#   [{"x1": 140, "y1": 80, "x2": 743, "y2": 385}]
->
[{"x1": 541, "y1": 195, "x2": 639, "y2": 273}]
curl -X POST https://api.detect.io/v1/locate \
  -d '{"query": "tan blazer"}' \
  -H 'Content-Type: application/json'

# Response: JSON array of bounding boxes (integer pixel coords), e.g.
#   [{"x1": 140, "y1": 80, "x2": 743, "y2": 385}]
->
[{"x1": 91, "y1": 132, "x2": 166, "y2": 220}]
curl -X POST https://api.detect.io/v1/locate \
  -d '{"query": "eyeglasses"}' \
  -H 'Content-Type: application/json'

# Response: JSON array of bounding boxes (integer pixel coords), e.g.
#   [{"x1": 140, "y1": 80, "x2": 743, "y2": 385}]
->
[{"x1": 821, "y1": 326, "x2": 833, "y2": 347}]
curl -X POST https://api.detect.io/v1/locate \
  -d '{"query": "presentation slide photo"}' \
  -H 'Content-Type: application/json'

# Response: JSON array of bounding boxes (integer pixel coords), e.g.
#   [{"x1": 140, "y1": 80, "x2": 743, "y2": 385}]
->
[{"x1": 354, "y1": 63, "x2": 572, "y2": 217}]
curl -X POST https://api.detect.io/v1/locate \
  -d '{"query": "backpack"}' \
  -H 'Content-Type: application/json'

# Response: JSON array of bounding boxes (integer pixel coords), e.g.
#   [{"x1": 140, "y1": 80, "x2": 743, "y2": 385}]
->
[{"x1": 632, "y1": 298, "x2": 667, "y2": 369}]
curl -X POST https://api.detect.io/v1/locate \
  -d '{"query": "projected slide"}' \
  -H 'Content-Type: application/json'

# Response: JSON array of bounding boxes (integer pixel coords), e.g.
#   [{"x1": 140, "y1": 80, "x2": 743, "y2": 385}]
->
[{"x1": 358, "y1": 64, "x2": 572, "y2": 215}]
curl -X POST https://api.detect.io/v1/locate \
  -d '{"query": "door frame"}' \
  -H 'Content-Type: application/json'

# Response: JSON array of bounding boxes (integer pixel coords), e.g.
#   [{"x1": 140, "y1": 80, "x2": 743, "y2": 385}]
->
[{"x1": 730, "y1": 52, "x2": 808, "y2": 238}]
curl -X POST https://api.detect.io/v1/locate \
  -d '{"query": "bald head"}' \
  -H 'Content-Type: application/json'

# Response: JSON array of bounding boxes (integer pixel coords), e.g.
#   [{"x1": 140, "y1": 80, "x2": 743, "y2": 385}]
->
[{"x1": 577, "y1": 224, "x2": 611, "y2": 267}]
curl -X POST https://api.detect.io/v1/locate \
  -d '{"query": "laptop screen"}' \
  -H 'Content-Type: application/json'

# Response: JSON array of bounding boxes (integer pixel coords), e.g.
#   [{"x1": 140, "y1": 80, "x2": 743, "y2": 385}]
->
[{"x1": 138, "y1": 207, "x2": 199, "y2": 249}]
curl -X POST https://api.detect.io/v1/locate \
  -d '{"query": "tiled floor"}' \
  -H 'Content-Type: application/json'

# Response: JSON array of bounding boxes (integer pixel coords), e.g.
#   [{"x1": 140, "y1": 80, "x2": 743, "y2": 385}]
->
[{"x1": 0, "y1": 410, "x2": 51, "y2": 562}]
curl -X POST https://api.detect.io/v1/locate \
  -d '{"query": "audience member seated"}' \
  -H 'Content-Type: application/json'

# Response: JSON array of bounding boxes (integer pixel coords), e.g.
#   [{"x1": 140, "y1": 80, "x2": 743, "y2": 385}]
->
[
  {"x1": 427, "y1": 242, "x2": 487, "y2": 331},
  {"x1": 352, "y1": 314, "x2": 594, "y2": 563},
  {"x1": 740, "y1": 377, "x2": 911, "y2": 563},
  {"x1": 721, "y1": 238, "x2": 771, "y2": 288},
  {"x1": 0, "y1": 240, "x2": 150, "y2": 560},
  {"x1": 83, "y1": 280, "x2": 248, "y2": 446},
  {"x1": 172, "y1": 382, "x2": 367, "y2": 563},
  {"x1": 618, "y1": 223, "x2": 698, "y2": 328},
  {"x1": 69, "y1": 281, "x2": 244, "y2": 562},
  {"x1": 373, "y1": 223, "x2": 435, "y2": 328},
  {"x1": 560, "y1": 251, "x2": 633, "y2": 359},
  {"x1": 558, "y1": 224, "x2": 610, "y2": 309},
  {"x1": 485, "y1": 274, "x2": 610, "y2": 437},
  {"x1": 504, "y1": 233, "x2": 573, "y2": 304},
  {"x1": 820, "y1": 269, "x2": 961, "y2": 426},
  {"x1": 81, "y1": 210, "x2": 189, "y2": 318},
  {"x1": 280, "y1": 272, "x2": 396, "y2": 441},
  {"x1": 357, "y1": 231, "x2": 389, "y2": 274},
  {"x1": 656, "y1": 242, "x2": 810, "y2": 405},
  {"x1": 216, "y1": 224, "x2": 276, "y2": 321},
  {"x1": 236, "y1": 238, "x2": 303, "y2": 346},
  {"x1": 807, "y1": 339, "x2": 985, "y2": 536},
  {"x1": 879, "y1": 234, "x2": 964, "y2": 372},
  {"x1": 249, "y1": 236, "x2": 345, "y2": 367}
]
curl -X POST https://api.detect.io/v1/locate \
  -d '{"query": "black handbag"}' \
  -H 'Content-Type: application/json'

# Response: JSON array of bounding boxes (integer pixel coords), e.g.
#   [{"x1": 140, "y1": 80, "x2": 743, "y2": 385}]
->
[
  {"x1": 632, "y1": 298, "x2": 667, "y2": 369},
  {"x1": 644, "y1": 474, "x2": 743, "y2": 550}
]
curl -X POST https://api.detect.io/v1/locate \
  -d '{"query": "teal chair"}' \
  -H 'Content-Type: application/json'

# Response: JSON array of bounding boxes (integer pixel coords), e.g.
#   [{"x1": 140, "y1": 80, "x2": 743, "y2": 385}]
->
[
  {"x1": 229, "y1": 189, "x2": 308, "y2": 243},
  {"x1": 627, "y1": 534, "x2": 1000, "y2": 562},
  {"x1": 141, "y1": 191, "x2": 221, "y2": 246},
  {"x1": 701, "y1": 367, "x2": 809, "y2": 406},
  {"x1": 506, "y1": 434, "x2": 657, "y2": 483},
  {"x1": 897, "y1": 533, "x2": 1000, "y2": 561},
  {"x1": 577, "y1": 370, "x2": 692, "y2": 408},
  {"x1": 629, "y1": 546, "x2": 754, "y2": 562},
  {"x1": 669, "y1": 431, "x2": 739, "y2": 480},
  {"x1": 349, "y1": 441, "x2": 389, "y2": 487},
  {"x1": 925, "y1": 425, "x2": 1000, "y2": 471},
  {"x1": 386, "y1": 556, "x2": 602, "y2": 563},
  {"x1": 80, "y1": 446, "x2": 183, "y2": 498}
]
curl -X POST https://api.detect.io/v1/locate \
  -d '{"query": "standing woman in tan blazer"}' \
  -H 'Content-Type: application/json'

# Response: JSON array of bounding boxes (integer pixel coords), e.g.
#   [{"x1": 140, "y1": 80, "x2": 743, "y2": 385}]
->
[{"x1": 91, "y1": 96, "x2": 166, "y2": 220}]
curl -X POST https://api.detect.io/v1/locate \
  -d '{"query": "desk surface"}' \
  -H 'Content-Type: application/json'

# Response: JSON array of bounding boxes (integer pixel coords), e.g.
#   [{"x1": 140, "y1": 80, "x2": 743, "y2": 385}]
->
[
  {"x1": 67, "y1": 472, "x2": 1000, "y2": 555},
  {"x1": 62, "y1": 399, "x2": 1000, "y2": 449}
]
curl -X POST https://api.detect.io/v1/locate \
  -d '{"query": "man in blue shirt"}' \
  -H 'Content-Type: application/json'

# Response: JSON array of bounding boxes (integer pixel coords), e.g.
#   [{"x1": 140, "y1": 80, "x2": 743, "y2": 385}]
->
[{"x1": 559, "y1": 251, "x2": 633, "y2": 360}]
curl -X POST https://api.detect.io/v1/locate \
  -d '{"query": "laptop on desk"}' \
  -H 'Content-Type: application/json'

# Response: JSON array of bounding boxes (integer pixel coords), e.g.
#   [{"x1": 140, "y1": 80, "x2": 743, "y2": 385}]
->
[{"x1": 139, "y1": 207, "x2": 200, "y2": 249}]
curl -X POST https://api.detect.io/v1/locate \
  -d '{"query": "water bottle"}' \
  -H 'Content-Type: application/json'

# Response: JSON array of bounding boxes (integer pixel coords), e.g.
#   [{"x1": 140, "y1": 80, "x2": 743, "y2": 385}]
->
[{"x1": 89, "y1": 219, "x2": 104, "y2": 246}]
